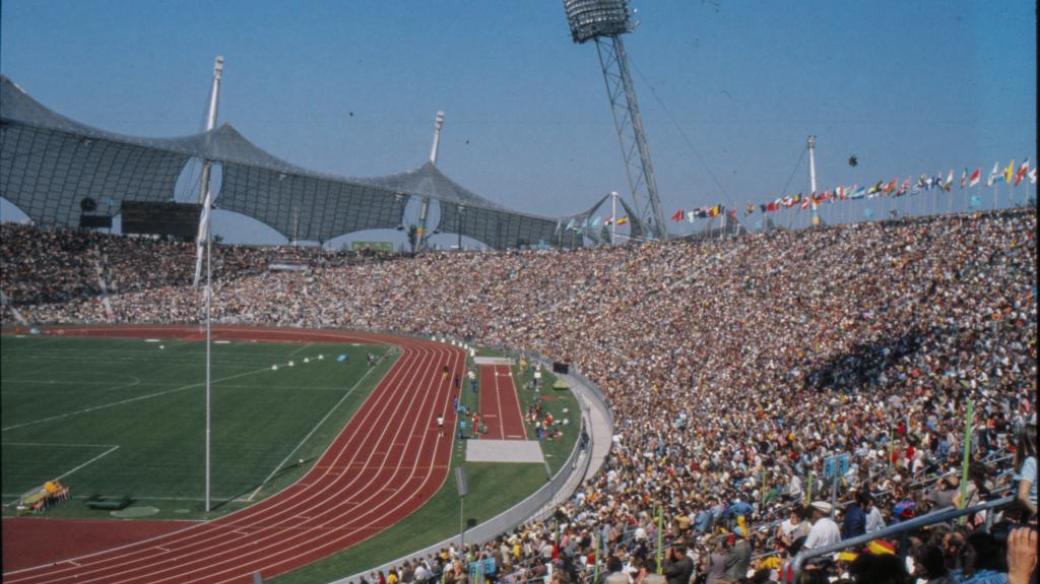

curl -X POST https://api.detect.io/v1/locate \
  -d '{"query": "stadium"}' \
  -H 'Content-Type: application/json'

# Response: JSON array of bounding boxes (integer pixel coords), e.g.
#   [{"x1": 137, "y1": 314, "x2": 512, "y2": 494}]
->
[{"x1": 1, "y1": 2, "x2": 1037, "y2": 584}]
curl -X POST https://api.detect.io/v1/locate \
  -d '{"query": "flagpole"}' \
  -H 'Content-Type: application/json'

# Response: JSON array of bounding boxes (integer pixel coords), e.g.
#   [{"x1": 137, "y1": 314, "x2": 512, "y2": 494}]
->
[
  {"x1": 196, "y1": 56, "x2": 223, "y2": 514},
  {"x1": 204, "y1": 201, "x2": 213, "y2": 514},
  {"x1": 808, "y1": 136, "x2": 818, "y2": 229},
  {"x1": 611, "y1": 191, "x2": 617, "y2": 246}
]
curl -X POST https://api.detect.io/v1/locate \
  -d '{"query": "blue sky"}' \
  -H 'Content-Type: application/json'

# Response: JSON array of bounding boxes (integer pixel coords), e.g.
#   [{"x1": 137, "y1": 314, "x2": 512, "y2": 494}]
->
[{"x1": 1, "y1": 1, "x2": 1035, "y2": 244}]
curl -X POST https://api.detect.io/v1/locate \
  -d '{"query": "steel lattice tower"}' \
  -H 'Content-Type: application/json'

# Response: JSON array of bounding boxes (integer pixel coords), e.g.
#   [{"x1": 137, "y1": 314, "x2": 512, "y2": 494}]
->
[{"x1": 563, "y1": 0, "x2": 667, "y2": 240}]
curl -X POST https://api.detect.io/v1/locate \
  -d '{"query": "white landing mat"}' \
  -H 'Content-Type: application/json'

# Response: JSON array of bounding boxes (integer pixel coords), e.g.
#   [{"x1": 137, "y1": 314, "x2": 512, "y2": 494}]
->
[
  {"x1": 466, "y1": 439, "x2": 544, "y2": 464},
  {"x1": 473, "y1": 356, "x2": 515, "y2": 366}
]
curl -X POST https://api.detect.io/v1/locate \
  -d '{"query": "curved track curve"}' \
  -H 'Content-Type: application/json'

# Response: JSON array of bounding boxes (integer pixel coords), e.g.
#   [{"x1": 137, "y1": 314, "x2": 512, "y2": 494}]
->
[{"x1": 3, "y1": 325, "x2": 462, "y2": 584}]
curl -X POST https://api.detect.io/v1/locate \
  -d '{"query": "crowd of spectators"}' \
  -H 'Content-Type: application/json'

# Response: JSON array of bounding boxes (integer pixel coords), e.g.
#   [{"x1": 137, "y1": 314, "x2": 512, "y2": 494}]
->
[
  {"x1": 0, "y1": 223, "x2": 397, "y2": 306},
  {"x1": 3, "y1": 208, "x2": 1037, "y2": 582}
]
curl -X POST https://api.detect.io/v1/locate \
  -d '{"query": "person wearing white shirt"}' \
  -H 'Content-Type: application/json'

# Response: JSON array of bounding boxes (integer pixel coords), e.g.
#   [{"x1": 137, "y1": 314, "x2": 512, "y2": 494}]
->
[
  {"x1": 804, "y1": 501, "x2": 841, "y2": 550},
  {"x1": 864, "y1": 493, "x2": 886, "y2": 533}
]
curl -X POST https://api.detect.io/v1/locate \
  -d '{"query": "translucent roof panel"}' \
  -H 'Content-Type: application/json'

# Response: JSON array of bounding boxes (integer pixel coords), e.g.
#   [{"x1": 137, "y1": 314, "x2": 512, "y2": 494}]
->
[
  {"x1": 0, "y1": 122, "x2": 188, "y2": 226},
  {"x1": 219, "y1": 164, "x2": 409, "y2": 242},
  {"x1": 2, "y1": 75, "x2": 586, "y2": 247},
  {"x1": 437, "y1": 201, "x2": 561, "y2": 250}
]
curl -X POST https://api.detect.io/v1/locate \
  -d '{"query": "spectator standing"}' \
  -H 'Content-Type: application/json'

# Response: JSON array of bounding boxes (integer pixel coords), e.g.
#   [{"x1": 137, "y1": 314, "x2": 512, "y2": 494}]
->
[
  {"x1": 803, "y1": 502, "x2": 841, "y2": 550},
  {"x1": 1014, "y1": 425, "x2": 1037, "y2": 521}
]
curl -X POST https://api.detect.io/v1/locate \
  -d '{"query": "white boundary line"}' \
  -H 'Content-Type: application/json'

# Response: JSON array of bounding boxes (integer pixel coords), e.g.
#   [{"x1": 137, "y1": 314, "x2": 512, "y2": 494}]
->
[
  {"x1": 2, "y1": 443, "x2": 119, "y2": 505},
  {"x1": 53, "y1": 445, "x2": 119, "y2": 481},
  {"x1": 508, "y1": 364, "x2": 529, "y2": 440},
  {"x1": 1, "y1": 363, "x2": 281, "y2": 432},
  {"x1": 245, "y1": 359, "x2": 384, "y2": 502}
]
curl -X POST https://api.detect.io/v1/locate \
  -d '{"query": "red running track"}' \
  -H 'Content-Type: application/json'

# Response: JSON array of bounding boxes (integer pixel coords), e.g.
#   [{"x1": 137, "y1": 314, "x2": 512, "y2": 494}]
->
[
  {"x1": 3, "y1": 325, "x2": 463, "y2": 584},
  {"x1": 2, "y1": 518, "x2": 195, "y2": 572},
  {"x1": 477, "y1": 365, "x2": 527, "y2": 440}
]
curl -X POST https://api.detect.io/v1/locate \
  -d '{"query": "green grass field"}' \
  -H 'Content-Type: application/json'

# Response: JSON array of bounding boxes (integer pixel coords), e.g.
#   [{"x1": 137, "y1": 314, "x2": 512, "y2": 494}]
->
[
  {"x1": 510, "y1": 358, "x2": 581, "y2": 475},
  {"x1": 1, "y1": 335, "x2": 392, "y2": 519},
  {"x1": 1, "y1": 334, "x2": 583, "y2": 581}
]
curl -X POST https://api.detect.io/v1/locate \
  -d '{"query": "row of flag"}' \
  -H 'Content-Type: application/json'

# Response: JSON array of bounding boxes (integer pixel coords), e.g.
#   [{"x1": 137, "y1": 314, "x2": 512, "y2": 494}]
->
[
  {"x1": 670, "y1": 159, "x2": 1037, "y2": 222},
  {"x1": 564, "y1": 215, "x2": 628, "y2": 231}
]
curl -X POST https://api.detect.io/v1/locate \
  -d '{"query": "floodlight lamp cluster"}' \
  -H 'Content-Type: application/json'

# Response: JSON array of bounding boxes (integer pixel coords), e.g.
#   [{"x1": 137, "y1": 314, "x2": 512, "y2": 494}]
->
[{"x1": 562, "y1": 0, "x2": 634, "y2": 44}]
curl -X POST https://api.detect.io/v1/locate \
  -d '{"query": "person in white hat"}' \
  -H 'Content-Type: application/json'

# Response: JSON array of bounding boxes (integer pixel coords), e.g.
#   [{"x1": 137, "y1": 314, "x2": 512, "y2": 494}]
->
[{"x1": 804, "y1": 501, "x2": 841, "y2": 550}]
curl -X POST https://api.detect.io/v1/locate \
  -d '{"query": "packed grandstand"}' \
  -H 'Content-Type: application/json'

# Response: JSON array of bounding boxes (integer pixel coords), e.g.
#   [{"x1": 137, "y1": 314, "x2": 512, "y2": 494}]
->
[{"x1": 2, "y1": 204, "x2": 1037, "y2": 583}]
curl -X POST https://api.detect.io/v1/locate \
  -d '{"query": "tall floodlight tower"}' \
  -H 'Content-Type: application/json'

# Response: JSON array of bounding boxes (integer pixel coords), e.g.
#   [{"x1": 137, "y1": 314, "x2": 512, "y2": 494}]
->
[{"x1": 562, "y1": 0, "x2": 667, "y2": 240}]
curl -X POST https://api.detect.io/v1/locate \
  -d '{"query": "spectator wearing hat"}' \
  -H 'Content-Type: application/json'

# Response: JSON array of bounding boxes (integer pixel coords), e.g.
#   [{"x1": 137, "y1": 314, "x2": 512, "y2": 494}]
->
[{"x1": 804, "y1": 501, "x2": 841, "y2": 550}]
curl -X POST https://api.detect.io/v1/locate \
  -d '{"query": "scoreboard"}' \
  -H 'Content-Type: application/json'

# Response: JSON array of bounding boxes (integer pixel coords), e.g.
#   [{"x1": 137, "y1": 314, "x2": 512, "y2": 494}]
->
[{"x1": 121, "y1": 201, "x2": 202, "y2": 241}]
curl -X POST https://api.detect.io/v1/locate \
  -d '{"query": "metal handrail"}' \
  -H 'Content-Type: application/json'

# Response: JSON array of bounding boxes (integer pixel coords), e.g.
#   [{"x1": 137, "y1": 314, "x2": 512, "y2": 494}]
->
[
  {"x1": 750, "y1": 452, "x2": 1016, "y2": 561},
  {"x1": 790, "y1": 495, "x2": 1015, "y2": 578}
]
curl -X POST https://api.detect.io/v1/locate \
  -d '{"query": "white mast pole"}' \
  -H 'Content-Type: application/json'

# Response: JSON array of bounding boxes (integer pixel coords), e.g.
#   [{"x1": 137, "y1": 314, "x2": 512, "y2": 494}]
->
[
  {"x1": 416, "y1": 111, "x2": 444, "y2": 252},
  {"x1": 193, "y1": 56, "x2": 224, "y2": 286},
  {"x1": 807, "y1": 135, "x2": 818, "y2": 227},
  {"x1": 198, "y1": 55, "x2": 223, "y2": 515},
  {"x1": 429, "y1": 110, "x2": 445, "y2": 164}
]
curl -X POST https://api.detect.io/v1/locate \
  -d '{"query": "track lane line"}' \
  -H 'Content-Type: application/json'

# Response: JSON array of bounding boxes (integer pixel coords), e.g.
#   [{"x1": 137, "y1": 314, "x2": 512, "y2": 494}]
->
[{"x1": 10, "y1": 330, "x2": 459, "y2": 577}]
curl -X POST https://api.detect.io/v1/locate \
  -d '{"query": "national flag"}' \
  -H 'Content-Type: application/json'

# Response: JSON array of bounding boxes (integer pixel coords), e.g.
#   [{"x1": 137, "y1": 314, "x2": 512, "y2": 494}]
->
[
  {"x1": 759, "y1": 203, "x2": 768, "y2": 213},
  {"x1": 850, "y1": 187, "x2": 866, "y2": 199},
  {"x1": 968, "y1": 167, "x2": 981, "y2": 187},
  {"x1": 705, "y1": 205, "x2": 719, "y2": 218},
  {"x1": 791, "y1": 193, "x2": 803, "y2": 204},
  {"x1": 1030, "y1": 167, "x2": 1038, "y2": 185},
  {"x1": 943, "y1": 170, "x2": 954, "y2": 191},
  {"x1": 800, "y1": 198, "x2": 810, "y2": 210},
  {"x1": 1004, "y1": 160, "x2": 1015, "y2": 183},
  {"x1": 897, "y1": 178, "x2": 910, "y2": 196},
  {"x1": 767, "y1": 201, "x2": 779, "y2": 212},
  {"x1": 745, "y1": 203, "x2": 755, "y2": 216},
  {"x1": 687, "y1": 211, "x2": 696, "y2": 223},
  {"x1": 959, "y1": 168, "x2": 968, "y2": 189},
  {"x1": 1013, "y1": 159, "x2": 1030, "y2": 186},
  {"x1": 868, "y1": 181, "x2": 884, "y2": 195},
  {"x1": 616, "y1": 216, "x2": 629, "y2": 225},
  {"x1": 986, "y1": 162, "x2": 1001, "y2": 186},
  {"x1": 883, "y1": 179, "x2": 897, "y2": 194},
  {"x1": 603, "y1": 216, "x2": 613, "y2": 226},
  {"x1": 935, "y1": 173, "x2": 946, "y2": 190},
  {"x1": 671, "y1": 209, "x2": 685, "y2": 222}
]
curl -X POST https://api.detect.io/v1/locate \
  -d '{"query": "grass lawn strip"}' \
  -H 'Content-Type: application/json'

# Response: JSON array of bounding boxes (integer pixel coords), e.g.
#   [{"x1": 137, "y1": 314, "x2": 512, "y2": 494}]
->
[{"x1": 269, "y1": 343, "x2": 578, "y2": 583}]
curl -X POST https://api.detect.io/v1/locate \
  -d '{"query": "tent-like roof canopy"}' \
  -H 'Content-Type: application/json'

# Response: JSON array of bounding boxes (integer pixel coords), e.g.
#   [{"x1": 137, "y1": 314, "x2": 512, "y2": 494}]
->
[{"x1": 1, "y1": 76, "x2": 581, "y2": 249}]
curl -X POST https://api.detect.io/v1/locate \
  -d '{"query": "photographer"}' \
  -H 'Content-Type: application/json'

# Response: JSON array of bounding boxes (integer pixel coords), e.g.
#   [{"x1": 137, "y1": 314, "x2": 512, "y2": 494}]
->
[{"x1": 663, "y1": 543, "x2": 693, "y2": 584}]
